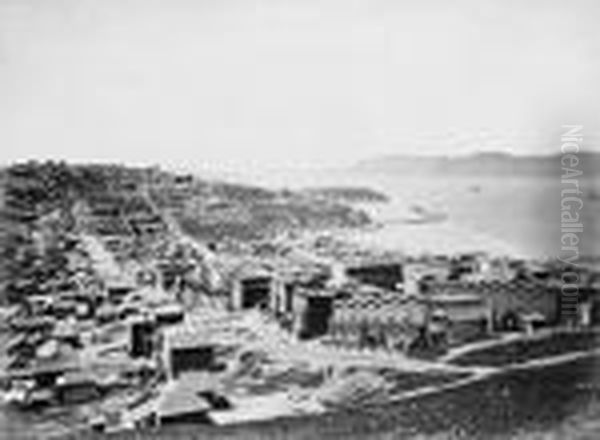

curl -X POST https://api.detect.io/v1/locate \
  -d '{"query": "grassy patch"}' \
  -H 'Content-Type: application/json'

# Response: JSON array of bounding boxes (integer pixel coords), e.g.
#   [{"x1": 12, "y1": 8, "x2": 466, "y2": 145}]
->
[{"x1": 450, "y1": 330, "x2": 600, "y2": 367}]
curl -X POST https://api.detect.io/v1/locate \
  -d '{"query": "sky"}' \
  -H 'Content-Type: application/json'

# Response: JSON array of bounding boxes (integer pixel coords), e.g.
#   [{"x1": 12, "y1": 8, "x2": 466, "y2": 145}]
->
[{"x1": 0, "y1": 0, "x2": 599, "y2": 169}]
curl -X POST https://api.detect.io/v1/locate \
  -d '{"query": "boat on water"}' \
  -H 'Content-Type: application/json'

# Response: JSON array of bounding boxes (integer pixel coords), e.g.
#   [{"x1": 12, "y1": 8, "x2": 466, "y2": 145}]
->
[{"x1": 402, "y1": 204, "x2": 448, "y2": 225}]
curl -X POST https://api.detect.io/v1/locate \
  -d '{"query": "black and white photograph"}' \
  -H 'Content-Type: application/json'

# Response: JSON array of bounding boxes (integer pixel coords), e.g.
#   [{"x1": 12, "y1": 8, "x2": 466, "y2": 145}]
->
[{"x1": 0, "y1": 1, "x2": 599, "y2": 438}]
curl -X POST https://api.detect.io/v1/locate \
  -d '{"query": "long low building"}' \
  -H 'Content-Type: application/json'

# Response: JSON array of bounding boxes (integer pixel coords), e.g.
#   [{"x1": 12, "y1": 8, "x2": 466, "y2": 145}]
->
[
  {"x1": 325, "y1": 284, "x2": 429, "y2": 352},
  {"x1": 425, "y1": 293, "x2": 491, "y2": 345},
  {"x1": 160, "y1": 320, "x2": 244, "y2": 380},
  {"x1": 421, "y1": 279, "x2": 562, "y2": 329},
  {"x1": 155, "y1": 372, "x2": 222, "y2": 425}
]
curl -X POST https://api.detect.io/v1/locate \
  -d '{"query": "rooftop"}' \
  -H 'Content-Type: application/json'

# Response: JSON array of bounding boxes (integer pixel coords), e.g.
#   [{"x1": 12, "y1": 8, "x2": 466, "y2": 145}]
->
[
  {"x1": 164, "y1": 324, "x2": 242, "y2": 350},
  {"x1": 295, "y1": 287, "x2": 337, "y2": 298},
  {"x1": 428, "y1": 293, "x2": 485, "y2": 304},
  {"x1": 157, "y1": 373, "x2": 217, "y2": 418}
]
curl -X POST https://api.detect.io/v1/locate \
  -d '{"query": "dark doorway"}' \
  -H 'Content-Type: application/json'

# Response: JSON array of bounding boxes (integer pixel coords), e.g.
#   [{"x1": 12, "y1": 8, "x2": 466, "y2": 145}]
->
[
  {"x1": 241, "y1": 277, "x2": 271, "y2": 309},
  {"x1": 300, "y1": 296, "x2": 333, "y2": 339}
]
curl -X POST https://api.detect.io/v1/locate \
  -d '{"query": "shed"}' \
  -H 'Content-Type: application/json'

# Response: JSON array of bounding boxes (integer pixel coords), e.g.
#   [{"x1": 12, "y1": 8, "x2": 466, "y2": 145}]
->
[
  {"x1": 156, "y1": 375, "x2": 213, "y2": 425},
  {"x1": 162, "y1": 329, "x2": 220, "y2": 379},
  {"x1": 154, "y1": 303, "x2": 184, "y2": 325},
  {"x1": 230, "y1": 262, "x2": 275, "y2": 310},
  {"x1": 292, "y1": 288, "x2": 336, "y2": 339},
  {"x1": 9, "y1": 316, "x2": 55, "y2": 333},
  {"x1": 55, "y1": 372, "x2": 100, "y2": 404},
  {"x1": 427, "y1": 293, "x2": 491, "y2": 345}
]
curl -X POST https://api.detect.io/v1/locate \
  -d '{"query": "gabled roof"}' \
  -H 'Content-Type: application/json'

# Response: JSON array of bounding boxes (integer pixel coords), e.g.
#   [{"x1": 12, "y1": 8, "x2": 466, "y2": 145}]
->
[{"x1": 157, "y1": 374, "x2": 216, "y2": 418}]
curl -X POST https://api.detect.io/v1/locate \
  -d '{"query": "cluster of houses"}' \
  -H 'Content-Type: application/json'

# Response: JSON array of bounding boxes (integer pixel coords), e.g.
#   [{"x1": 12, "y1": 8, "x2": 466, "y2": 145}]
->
[
  {"x1": 198, "y1": 249, "x2": 600, "y2": 355},
  {"x1": 0, "y1": 231, "x2": 188, "y2": 411},
  {"x1": 4, "y1": 202, "x2": 599, "y2": 419},
  {"x1": 3, "y1": 163, "x2": 600, "y2": 430},
  {"x1": 72, "y1": 191, "x2": 167, "y2": 262}
]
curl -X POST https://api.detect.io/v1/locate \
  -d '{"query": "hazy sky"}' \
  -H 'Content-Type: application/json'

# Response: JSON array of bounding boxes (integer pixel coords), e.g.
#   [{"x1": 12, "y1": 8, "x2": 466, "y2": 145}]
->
[{"x1": 1, "y1": 0, "x2": 599, "y2": 168}]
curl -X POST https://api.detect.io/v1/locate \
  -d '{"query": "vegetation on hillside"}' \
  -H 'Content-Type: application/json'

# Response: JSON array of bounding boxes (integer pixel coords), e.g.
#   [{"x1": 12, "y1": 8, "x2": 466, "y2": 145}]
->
[{"x1": 0, "y1": 161, "x2": 372, "y2": 303}]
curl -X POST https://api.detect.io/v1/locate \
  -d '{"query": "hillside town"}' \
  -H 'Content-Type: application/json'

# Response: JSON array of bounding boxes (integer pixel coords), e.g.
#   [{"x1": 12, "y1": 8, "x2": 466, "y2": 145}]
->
[{"x1": 0, "y1": 162, "x2": 599, "y2": 436}]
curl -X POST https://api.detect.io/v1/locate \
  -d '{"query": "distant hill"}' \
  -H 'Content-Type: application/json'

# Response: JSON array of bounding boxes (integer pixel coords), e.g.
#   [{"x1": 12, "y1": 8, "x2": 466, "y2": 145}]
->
[{"x1": 354, "y1": 152, "x2": 600, "y2": 178}]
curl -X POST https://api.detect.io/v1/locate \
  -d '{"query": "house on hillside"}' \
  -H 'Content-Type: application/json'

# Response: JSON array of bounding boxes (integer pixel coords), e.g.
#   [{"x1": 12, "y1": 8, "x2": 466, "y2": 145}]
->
[
  {"x1": 55, "y1": 372, "x2": 100, "y2": 404},
  {"x1": 344, "y1": 258, "x2": 404, "y2": 291},
  {"x1": 291, "y1": 288, "x2": 336, "y2": 340},
  {"x1": 228, "y1": 261, "x2": 284, "y2": 311},
  {"x1": 403, "y1": 259, "x2": 452, "y2": 296},
  {"x1": 327, "y1": 286, "x2": 428, "y2": 352},
  {"x1": 425, "y1": 293, "x2": 491, "y2": 346},
  {"x1": 422, "y1": 279, "x2": 561, "y2": 332},
  {"x1": 160, "y1": 326, "x2": 236, "y2": 380}
]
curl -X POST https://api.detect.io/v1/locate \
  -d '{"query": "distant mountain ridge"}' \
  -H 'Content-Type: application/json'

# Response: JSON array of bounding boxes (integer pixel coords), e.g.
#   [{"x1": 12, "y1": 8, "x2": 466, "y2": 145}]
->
[{"x1": 355, "y1": 152, "x2": 600, "y2": 177}]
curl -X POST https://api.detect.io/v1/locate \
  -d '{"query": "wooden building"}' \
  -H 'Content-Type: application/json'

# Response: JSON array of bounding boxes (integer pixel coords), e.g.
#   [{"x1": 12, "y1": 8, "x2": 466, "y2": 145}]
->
[
  {"x1": 345, "y1": 261, "x2": 404, "y2": 291},
  {"x1": 327, "y1": 286, "x2": 428, "y2": 352},
  {"x1": 55, "y1": 372, "x2": 100, "y2": 404},
  {"x1": 291, "y1": 288, "x2": 336, "y2": 340},
  {"x1": 422, "y1": 279, "x2": 561, "y2": 331},
  {"x1": 426, "y1": 293, "x2": 491, "y2": 345}
]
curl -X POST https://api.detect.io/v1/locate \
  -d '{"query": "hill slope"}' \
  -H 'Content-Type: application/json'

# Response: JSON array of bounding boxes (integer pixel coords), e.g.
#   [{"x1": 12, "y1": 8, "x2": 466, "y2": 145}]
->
[{"x1": 355, "y1": 152, "x2": 600, "y2": 178}]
